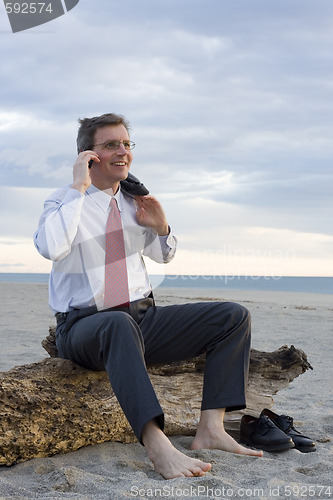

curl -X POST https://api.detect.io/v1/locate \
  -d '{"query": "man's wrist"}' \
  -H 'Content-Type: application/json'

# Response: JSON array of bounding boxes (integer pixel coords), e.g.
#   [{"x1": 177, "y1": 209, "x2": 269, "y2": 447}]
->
[
  {"x1": 156, "y1": 223, "x2": 170, "y2": 236},
  {"x1": 70, "y1": 182, "x2": 89, "y2": 194}
]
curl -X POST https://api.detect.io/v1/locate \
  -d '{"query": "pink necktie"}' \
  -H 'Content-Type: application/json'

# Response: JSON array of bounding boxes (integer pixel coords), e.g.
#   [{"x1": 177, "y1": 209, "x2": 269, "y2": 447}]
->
[{"x1": 104, "y1": 197, "x2": 130, "y2": 309}]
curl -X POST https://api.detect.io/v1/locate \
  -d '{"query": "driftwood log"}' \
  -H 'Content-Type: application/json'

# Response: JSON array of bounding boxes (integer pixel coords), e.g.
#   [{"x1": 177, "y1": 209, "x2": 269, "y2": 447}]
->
[{"x1": 0, "y1": 326, "x2": 312, "y2": 466}]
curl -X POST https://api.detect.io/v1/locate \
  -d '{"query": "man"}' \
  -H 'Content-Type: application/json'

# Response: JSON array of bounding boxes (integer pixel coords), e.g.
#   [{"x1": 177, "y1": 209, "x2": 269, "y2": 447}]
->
[{"x1": 34, "y1": 113, "x2": 262, "y2": 479}]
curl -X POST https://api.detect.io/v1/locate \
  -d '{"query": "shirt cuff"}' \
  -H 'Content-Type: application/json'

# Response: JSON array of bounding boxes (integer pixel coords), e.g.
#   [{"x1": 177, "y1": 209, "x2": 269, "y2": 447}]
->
[{"x1": 159, "y1": 226, "x2": 177, "y2": 250}]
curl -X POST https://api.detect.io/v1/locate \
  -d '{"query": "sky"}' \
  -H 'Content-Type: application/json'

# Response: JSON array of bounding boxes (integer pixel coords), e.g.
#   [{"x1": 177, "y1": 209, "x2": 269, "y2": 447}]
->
[{"x1": 0, "y1": 0, "x2": 332, "y2": 278}]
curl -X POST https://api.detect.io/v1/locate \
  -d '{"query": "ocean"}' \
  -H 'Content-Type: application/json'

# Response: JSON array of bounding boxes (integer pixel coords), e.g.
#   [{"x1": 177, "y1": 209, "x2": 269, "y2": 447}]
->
[{"x1": 0, "y1": 273, "x2": 332, "y2": 295}]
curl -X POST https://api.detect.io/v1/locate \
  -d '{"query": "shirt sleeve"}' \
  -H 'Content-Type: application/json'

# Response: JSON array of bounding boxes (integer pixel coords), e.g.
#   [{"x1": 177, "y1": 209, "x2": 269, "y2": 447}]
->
[
  {"x1": 143, "y1": 226, "x2": 177, "y2": 263},
  {"x1": 33, "y1": 186, "x2": 85, "y2": 262}
]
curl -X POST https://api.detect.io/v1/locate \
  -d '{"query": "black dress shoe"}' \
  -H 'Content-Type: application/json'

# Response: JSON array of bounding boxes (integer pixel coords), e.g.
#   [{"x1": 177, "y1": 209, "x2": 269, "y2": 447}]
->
[
  {"x1": 240, "y1": 415, "x2": 295, "y2": 452},
  {"x1": 260, "y1": 409, "x2": 316, "y2": 453}
]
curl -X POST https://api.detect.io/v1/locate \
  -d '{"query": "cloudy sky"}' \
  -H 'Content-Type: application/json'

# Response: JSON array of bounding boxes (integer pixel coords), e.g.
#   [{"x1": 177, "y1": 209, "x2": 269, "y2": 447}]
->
[{"x1": 0, "y1": 0, "x2": 332, "y2": 277}]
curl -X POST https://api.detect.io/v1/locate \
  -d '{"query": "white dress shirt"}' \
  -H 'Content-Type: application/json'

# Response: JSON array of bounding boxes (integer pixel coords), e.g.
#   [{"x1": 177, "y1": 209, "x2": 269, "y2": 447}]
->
[{"x1": 34, "y1": 184, "x2": 177, "y2": 313}]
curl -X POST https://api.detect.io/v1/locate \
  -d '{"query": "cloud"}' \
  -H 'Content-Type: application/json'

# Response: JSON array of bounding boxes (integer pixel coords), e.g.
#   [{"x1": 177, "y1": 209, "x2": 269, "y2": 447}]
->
[
  {"x1": 0, "y1": 237, "x2": 51, "y2": 273},
  {"x1": 0, "y1": 0, "x2": 332, "y2": 275},
  {"x1": 0, "y1": 187, "x2": 54, "y2": 237}
]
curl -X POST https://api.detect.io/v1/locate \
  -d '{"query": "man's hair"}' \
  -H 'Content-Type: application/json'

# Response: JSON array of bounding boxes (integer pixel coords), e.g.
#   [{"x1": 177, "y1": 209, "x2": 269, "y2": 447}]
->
[{"x1": 76, "y1": 113, "x2": 131, "y2": 153}]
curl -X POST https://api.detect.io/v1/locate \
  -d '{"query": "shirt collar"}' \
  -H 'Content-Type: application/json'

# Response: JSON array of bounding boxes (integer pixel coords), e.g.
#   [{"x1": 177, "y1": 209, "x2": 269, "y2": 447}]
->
[{"x1": 86, "y1": 184, "x2": 124, "y2": 213}]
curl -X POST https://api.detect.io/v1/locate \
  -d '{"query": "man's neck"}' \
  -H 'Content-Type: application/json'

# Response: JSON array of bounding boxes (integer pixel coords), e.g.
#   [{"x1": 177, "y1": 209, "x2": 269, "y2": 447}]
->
[{"x1": 93, "y1": 182, "x2": 120, "y2": 196}]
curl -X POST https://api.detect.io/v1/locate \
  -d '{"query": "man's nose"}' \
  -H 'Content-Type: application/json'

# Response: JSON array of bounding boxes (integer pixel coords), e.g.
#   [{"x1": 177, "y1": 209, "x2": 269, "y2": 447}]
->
[{"x1": 116, "y1": 143, "x2": 128, "y2": 154}]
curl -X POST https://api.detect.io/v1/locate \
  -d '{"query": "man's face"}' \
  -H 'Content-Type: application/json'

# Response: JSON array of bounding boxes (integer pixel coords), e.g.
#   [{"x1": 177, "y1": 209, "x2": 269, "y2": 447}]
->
[{"x1": 90, "y1": 124, "x2": 133, "y2": 190}]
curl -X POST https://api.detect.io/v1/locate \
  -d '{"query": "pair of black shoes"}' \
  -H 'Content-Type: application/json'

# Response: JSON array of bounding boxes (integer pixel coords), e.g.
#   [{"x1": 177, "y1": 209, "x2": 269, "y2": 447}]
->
[{"x1": 240, "y1": 408, "x2": 316, "y2": 453}]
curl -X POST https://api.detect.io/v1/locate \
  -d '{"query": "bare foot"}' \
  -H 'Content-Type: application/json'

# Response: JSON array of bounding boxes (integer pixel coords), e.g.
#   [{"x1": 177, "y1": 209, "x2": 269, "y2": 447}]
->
[
  {"x1": 191, "y1": 409, "x2": 263, "y2": 457},
  {"x1": 142, "y1": 421, "x2": 212, "y2": 479},
  {"x1": 191, "y1": 427, "x2": 263, "y2": 456}
]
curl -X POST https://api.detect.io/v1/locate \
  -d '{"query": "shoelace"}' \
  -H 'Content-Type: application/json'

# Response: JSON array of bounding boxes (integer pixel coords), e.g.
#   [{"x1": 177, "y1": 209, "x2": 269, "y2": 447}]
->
[
  {"x1": 278, "y1": 415, "x2": 297, "y2": 433},
  {"x1": 260, "y1": 416, "x2": 278, "y2": 435}
]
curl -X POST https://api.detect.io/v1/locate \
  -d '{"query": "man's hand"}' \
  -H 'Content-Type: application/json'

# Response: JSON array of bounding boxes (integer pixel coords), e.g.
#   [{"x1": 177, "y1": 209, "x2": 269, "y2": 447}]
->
[
  {"x1": 71, "y1": 151, "x2": 100, "y2": 193},
  {"x1": 135, "y1": 195, "x2": 169, "y2": 235}
]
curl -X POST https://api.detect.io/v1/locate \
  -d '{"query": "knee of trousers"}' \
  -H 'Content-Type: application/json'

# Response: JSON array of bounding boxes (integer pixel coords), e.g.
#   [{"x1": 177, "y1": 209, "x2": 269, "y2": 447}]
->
[
  {"x1": 236, "y1": 303, "x2": 251, "y2": 325},
  {"x1": 235, "y1": 303, "x2": 251, "y2": 331},
  {"x1": 216, "y1": 302, "x2": 251, "y2": 329}
]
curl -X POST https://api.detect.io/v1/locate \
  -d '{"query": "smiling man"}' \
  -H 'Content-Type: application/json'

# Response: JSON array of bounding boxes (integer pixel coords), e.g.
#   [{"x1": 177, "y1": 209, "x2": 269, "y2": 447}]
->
[{"x1": 34, "y1": 113, "x2": 262, "y2": 479}]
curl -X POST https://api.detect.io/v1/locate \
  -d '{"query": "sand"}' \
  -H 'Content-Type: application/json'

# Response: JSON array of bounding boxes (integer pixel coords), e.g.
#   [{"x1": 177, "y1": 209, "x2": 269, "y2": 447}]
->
[{"x1": 0, "y1": 283, "x2": 332, "y2": 499}]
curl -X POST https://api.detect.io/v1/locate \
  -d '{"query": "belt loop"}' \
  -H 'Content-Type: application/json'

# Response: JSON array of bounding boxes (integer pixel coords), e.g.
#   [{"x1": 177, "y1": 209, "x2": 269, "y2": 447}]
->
[{"x1": 55, "y1": 312, "x2": 67, "y2": 326}]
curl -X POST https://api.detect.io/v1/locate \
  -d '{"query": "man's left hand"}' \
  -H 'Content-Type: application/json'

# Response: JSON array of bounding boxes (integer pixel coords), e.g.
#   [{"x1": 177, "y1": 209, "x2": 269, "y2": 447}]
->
[{"x1": 135, "y1": 195, "x2": 169, "y2": 236}]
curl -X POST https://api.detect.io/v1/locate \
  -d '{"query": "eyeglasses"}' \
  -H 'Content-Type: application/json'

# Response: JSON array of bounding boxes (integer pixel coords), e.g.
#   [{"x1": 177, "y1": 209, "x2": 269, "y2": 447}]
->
[{"x1": 92, "y1": 140, "x2": 135, "y2": 151}]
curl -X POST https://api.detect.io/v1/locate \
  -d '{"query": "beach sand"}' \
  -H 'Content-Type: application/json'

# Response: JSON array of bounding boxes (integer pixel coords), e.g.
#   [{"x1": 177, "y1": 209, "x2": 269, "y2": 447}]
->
[{"x1": 0, "y1": 283, "x2": 332, "y2": 499}]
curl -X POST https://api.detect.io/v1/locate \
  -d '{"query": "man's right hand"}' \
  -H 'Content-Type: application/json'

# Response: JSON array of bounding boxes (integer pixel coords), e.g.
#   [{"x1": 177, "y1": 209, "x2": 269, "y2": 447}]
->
[{"x1": 71, "y1": 150, "x2": 100, "y2": 193}]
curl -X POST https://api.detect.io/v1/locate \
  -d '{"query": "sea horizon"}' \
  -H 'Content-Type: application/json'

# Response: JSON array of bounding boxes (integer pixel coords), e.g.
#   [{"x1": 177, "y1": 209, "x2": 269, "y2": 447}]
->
[{"x1": 0, "y1": 273, "x2": 332, "y2": 295}]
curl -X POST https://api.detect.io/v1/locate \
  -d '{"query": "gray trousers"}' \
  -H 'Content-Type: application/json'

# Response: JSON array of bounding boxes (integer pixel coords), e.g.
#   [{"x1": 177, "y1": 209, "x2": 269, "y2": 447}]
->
[{"x1": 55, "y1": 301, "x2": 251, "y2": 443}]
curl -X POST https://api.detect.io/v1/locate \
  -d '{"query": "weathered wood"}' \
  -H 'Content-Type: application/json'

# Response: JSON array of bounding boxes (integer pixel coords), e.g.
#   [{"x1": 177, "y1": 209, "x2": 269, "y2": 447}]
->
[{"x1": 0, "y1": 326, "x2": 312, "y2": 466}]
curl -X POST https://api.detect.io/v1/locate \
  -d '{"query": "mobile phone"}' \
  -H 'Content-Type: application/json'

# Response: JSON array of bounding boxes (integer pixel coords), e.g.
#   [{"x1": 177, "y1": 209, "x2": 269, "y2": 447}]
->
[{"x1": 88, "y1": 159, "x2": 93, "y2": 169}]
